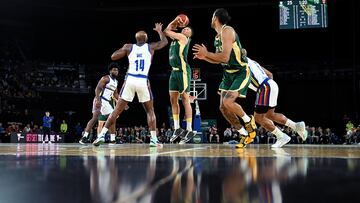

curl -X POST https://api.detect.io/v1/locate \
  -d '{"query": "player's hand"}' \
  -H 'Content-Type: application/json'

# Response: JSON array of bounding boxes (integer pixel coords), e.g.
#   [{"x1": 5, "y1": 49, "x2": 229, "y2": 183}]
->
[
  {"x1": 95, "y1": 98, "x2": 101, "y2": 108},
  {"x1": 175, "y1": 16, "x2": 184, "y2": 25},
  {"x1": 168, "y1": 17, "x2": 180, "y2": 30},
  {"x1": 153, "y1": 23, "x2": 163, "y2": 33},
  {"x1": 192, "y1": 44, "x2": 208, "y2": 60}
]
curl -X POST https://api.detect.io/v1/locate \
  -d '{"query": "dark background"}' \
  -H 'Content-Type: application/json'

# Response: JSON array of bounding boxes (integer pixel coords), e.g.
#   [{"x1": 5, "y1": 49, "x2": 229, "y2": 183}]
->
[{"x1": 1, "y1": 0, "x2": 359, "y2": 133}]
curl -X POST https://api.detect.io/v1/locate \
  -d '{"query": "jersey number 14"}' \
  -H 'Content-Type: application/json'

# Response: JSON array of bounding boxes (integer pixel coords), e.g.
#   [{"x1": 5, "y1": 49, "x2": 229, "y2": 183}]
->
[{"x1": 135, "y1": 59, "x2": 145, "y2": 72}]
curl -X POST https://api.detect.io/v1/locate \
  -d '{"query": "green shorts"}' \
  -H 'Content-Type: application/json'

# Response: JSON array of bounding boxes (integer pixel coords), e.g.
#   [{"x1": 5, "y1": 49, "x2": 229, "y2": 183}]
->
[
  {"x1": 218, "y1": 67, "x2": 251, "y2": 98},
  {"x1": 98, "y1": 114, "x2": 109, "y2": 122},
  {"x1": 169, "y1": 68, "x2": 191, "y2": 94}
]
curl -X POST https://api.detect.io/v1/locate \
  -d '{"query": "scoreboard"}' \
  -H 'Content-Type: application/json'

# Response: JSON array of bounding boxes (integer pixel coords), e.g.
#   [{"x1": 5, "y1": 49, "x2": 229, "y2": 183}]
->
[{"x1": 279, "y1": 0, "x2": 328, "y2": 29}]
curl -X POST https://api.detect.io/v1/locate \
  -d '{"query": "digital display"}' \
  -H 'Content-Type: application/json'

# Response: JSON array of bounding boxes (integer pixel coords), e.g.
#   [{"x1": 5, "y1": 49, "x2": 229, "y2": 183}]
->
[
  {"x1": 10, "y1": 133, "x2": 64, "y2": 143},
  {"x1": 279, "y1": 0, "x2": 328, "y2": 29},
  {"x1": 192, "y1": 68, "x2": 201, "y2": 81}
]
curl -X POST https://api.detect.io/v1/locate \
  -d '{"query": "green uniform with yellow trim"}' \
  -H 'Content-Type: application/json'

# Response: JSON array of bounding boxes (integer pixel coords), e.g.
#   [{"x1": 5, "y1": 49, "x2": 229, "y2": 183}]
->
[
  {"x1": 168, "y1": 38, "x2": 191, "y2": 94},
  {"x1": 215, "y1": 25, "x2": 251, "y2": 98}
]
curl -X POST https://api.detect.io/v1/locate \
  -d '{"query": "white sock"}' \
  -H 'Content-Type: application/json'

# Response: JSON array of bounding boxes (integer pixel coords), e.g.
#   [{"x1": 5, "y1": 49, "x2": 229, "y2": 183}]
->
[
  {"x1": 238, "y1": 127, "x2": 248, "y2": 136},
  {"x1": 241, "y1": 114, "x2": 251, "y2": 123},
  {"x1": 285, "y1": 119, "x2": 296, "y2": 130},
  {"x1": 99, "y1": 127, "x2": 108, "y2": 138},
  {"x1": 271, "y1": 127, "x2": 284, "y2": 138},
  {"x1": 186, "y1": 118, "x2": 192, "y2": 131},
  {"x1": 150, "y1": 131, "x2": 157, "y2": 140},
  {"x1": 83, "y1": 132, "x2": 89, "y2": 138},
  {"x1": 110, "y1": 134, "x2": 115, "y2": 141},
  {"x1": 173, "y1": 114, "x2": 180, "y2": 129}
]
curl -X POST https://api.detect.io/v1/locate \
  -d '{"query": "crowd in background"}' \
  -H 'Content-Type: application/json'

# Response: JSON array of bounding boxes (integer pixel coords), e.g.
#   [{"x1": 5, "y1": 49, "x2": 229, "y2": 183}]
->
[
  {"x1": 0, "y1": 57, "x2": 87, "y2": 128},
  {"x1": 2, "y1": 117, "x2": 360, "y2": 145},
  {"x1": 0, "y1": 59, "x2": 82, "y2": 92}
]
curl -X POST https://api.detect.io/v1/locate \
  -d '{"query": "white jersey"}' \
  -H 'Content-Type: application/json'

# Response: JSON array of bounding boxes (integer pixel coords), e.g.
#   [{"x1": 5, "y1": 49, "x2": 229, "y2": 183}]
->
[
  {"x1": 120, "y1": 43, "x2": 154, "y2": 103},
  {"x1": 126, "y1": 43, "x2": 152, "y2": 84},
  {"x1": 100, "y1": 75, "x2": 118, "y2": 101},
  {"x1": 247, "y1": 57, "x2": 279, "y2": 107},
  {"x1": 247, "y1": 57, "x2": 269, "y2": 92}
]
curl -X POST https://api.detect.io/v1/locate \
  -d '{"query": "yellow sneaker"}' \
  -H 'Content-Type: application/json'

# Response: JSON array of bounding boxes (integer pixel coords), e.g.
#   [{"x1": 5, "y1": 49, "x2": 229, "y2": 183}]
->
[
  {"x1": 236, "y1": 136, "x2": 248, "y2": 148},
  {"x1": 244, "y1": 136, "x2": 254, "y2": 145},
  {"x1": 245, "y1": 115, "x2": 257, "y2": 140}
]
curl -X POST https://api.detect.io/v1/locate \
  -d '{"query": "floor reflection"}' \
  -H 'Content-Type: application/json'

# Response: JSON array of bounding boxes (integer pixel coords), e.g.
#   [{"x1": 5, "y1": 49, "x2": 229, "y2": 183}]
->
[
  {"x1": 1, "y1": 146, "x2": 360, "y2": 203},
  {"x1": 81, "y1": 148, "x2": 359, "y2": 203}
]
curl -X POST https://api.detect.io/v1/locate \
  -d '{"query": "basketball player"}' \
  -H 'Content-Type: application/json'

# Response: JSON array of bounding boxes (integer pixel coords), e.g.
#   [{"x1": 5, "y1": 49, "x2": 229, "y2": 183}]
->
[
  {"x1": 243, "y1": 49, "x2": 308, "y2": 147},
  {"x1": 79, "y1": 62, "x2": 121, "y2": 144},
  {"x1": 164, "y1": 16, "x2": 195, "y2": 144},
  {"x1": 93, "y1": 23, "x2": 168, "y2": 147},
  {"x1": 192, "y1": 8, "x2": 256, "y2": 148}
]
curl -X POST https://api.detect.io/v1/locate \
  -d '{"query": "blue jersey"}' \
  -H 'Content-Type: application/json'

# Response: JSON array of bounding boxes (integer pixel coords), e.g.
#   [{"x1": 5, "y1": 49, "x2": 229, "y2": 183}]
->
[{"x1": 43, "y1": 116, "x2": 53, "y2": 128}]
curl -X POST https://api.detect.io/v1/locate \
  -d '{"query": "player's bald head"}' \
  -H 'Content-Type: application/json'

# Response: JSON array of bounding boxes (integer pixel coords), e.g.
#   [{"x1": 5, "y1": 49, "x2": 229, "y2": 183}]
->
[{"x1": 135, "y1": 31, "x2": 148, "y2": 44}]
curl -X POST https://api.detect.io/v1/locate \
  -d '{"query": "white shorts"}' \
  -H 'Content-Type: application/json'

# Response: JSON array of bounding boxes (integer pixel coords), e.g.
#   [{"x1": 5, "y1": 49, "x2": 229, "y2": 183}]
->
[
  {"x1": 119, "y1": 78, "x2": 153, "y2": 103},
  {"x1": 255, "y1": 78, "x2": 278, "y2": 107},
  {"x1": 100, "y1": 98, "x2": 115, "y2": 115}
]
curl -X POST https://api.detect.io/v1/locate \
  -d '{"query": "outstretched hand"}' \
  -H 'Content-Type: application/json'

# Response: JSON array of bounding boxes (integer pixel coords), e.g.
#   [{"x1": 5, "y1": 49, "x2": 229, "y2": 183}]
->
[
  {"x1": 167, "y1": 17, "x2": 181, "y2": 31},
  {"x1": 192, "y1": 44, "x2": 208, "y2": 60},
  {"x1": 175, "y1": 16, "x2": 184, "y2": 25},
  {"x1": 153, "y1": 23, "x2": 163, "y2": 33}
]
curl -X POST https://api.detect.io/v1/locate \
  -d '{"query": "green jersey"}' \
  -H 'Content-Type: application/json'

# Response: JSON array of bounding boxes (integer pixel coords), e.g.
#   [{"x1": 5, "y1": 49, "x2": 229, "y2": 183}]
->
[
  {"x1": 214, "y1": 25, "x2": 248, "y2": 71},
  {"x1": 169, "y1": 39, "x2": 191, "y2": 71}
]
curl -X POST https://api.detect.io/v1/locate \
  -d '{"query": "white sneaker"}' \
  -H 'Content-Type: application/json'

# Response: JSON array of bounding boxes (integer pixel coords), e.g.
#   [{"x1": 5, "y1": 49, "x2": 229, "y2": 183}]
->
[
  {"x1": 48, "y1": 141, "x2": 52, "y2": 144},
  {"x1": 42, "y1": 141, "x2": 45, "y2": 144},
  {"x1": 296, "y1": 121, "x2": 308, "y2": 141},
  {"x1": 150, "y1": 138, "x2": 163, "y2": 148},
  {"x1": 93, "y1": 136, "x2": 105, "y2": 147},
  {"x1": 271, "y1": 134, "x2": 291, "y2": 148}
]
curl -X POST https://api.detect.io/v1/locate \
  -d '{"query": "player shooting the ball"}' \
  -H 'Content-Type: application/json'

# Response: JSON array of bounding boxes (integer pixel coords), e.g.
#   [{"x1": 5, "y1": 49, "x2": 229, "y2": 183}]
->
[{"x1": 164, "y1": 15, "x2": 195, "y2": 144}]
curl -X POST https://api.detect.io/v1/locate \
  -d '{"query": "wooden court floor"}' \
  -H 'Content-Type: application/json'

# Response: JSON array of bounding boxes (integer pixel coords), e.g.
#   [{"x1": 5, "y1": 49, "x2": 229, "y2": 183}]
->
[
  {"x1": 1, "y1": 143, "x2": 360, "y2": 203},
  {"x1": 0, "y1": 143, "x2": 360, "y2": 158}
]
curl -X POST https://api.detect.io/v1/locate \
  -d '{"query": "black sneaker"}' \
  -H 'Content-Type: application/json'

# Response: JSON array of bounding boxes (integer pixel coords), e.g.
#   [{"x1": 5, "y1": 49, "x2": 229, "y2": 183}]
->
[
  {"x1": 170, "y1": 128, "x2": 185, "y2": 143},
  {"x1": 79, "y1": 136, "x2": 89, "y2": 145},
  {"x1": 179, "y1": 131, "x2": 196, "y2": 144}
]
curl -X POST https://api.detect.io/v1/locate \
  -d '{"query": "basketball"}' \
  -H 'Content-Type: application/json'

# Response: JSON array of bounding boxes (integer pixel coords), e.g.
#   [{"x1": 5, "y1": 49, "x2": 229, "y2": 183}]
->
[{"x1": 177, "y1": 14, "x2": 189, "y2": 28}]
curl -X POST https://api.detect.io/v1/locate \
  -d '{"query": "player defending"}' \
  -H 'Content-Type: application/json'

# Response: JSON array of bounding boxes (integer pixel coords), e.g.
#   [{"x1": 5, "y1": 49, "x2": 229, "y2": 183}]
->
[
  {"x1": 192, "y1": 8, "x2": 256, "y2": 148},
  {"x1": 164, "y1": 16, "x2": 195, "y2": 144},
  {"x1": 93, "y1": 23, "x2": 168, "y2": 147},
  {"x1": 244, "y1": 49, "x2": 308, "y2": 147},
  {"x1": 79, "y1": 62, "x2": 120, "y2": 144}
]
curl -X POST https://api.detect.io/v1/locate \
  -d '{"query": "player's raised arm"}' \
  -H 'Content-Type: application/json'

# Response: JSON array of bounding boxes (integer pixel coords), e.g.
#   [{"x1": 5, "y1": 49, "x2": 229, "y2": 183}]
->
[
  {"x1": 164, "y1": 17, "x2": 187, "y2": 43},
  {"x1": 150, "y1": 23, "x2": 168, "y2": 51},
  {"x1": 111, "y1": 44, "x2": 132, "y2": 61}
]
